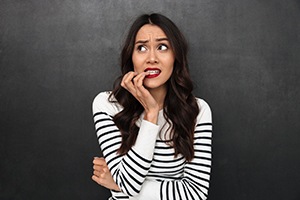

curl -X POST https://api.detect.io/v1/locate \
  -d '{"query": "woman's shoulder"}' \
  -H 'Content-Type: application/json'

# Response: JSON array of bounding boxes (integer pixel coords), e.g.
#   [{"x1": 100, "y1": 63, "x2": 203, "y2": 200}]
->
[
  {"x1": 93, "y1": 91, "x2": 113, "y2": 102},
  {"x1": 195, "y1": 97, "x2": 210, "y2": 109},
  {"x1": 92, "y1": 91, "x2": 122, "y2": 115},
  {"x1": 195, "y1": 97, "x2": 212, "y2": 121}
]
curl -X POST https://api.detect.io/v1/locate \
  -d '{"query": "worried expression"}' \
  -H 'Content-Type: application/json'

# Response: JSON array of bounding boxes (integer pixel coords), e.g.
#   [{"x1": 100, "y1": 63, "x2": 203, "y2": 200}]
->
[{"x1": 132, "y1": 24, "x2": 175, "y2": 90}]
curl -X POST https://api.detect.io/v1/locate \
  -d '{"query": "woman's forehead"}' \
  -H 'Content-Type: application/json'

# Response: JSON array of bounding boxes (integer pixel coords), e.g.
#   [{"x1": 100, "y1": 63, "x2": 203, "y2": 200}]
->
[{"x1": 135, "y1": 24, "x2": 167, "y2": 41}]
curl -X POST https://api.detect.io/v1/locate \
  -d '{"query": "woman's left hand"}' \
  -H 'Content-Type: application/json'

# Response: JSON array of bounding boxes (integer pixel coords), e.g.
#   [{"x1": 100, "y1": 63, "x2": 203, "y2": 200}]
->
[{"x1": 92, "y1": 157, "x2": 120, "y2": 191}]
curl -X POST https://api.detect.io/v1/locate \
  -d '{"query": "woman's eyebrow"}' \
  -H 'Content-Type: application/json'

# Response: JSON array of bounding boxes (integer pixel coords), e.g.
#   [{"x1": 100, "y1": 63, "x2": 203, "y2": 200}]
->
[
  {"x1": 156, "y1": 37, "x2": 168, "y2": 42},
  {"x1": 135, "y1": 37, "x2": 169, "y2": 44},
  {"x1": 135, "y1": 39, "x2": 149, "y2": 44}
]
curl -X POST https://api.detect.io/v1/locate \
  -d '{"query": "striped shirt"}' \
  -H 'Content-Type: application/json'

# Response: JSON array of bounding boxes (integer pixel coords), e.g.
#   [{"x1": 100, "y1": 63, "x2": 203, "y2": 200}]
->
[{"x1": 92, "y1": 91, "x2": 213, "y2": 200}]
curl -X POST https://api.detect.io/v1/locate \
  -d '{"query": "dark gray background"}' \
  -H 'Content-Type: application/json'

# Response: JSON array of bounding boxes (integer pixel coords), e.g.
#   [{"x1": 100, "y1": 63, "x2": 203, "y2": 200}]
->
[{"x1": 1, "y1": 0, "x2": 299, "y2": 199}]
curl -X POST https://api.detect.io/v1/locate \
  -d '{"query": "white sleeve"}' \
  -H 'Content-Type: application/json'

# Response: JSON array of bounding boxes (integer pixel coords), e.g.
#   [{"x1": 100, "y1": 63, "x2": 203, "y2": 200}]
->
[
  {"x1": 128, "y1": 180, "x2": 160, "y2": 200},
  {"x1": 92, "y1": 92, "x2": 160, "y2": 197}
]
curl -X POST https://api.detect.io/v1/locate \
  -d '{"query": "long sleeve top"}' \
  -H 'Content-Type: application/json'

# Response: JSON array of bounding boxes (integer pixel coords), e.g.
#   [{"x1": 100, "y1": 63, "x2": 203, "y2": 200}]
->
[{"x1": 92, "y1": 91, "x2": 213, "y2": 200}]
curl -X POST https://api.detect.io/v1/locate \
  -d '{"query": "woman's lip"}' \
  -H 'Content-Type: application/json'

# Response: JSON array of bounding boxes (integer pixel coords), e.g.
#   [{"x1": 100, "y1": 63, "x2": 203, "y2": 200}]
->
[
  {"x1": 144, "y1": 68, "x2": 161, "y2": 78},
  {"x1": 146, "y1": 73, "x2": 160, "y2": 78}
]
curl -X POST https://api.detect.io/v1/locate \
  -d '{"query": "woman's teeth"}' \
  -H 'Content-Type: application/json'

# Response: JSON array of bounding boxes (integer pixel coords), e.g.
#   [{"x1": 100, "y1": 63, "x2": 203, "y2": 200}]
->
[{"x1": 146, "y1": 70, "x2": 160, "y2": 75}]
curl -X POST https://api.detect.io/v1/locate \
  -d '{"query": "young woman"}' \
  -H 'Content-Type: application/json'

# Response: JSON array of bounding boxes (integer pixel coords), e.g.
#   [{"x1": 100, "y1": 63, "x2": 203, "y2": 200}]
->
[{"x1": 92, "y1": 13, "x2": 212, "y2": 200}]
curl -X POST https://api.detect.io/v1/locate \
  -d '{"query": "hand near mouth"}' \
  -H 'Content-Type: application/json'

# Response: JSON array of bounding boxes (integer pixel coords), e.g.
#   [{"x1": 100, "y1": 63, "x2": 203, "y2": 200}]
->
[{"x1": 121, "y1": 71, "x2": 160, "y2": 124}]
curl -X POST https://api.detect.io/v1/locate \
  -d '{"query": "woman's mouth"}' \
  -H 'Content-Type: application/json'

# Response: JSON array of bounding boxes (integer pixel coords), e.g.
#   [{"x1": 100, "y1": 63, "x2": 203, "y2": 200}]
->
[{"x1": 145, "y1": 68, "x2": 161, "y2": 78}]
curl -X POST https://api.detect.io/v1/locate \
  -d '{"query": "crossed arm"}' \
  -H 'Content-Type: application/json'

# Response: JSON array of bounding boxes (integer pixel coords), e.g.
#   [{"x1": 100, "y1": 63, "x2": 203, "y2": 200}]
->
[
  {"x1": 91, "y1": 93, "x2": 212, "y2": 199},
  {"x1": 91, "y1": 71, "x2": 212, "y2": 199}
]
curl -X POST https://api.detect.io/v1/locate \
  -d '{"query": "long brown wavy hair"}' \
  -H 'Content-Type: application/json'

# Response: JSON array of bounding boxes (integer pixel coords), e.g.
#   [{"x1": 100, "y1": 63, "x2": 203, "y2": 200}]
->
[{"x1": 109, "y1": 13, "x2": 199, "y2": 161}]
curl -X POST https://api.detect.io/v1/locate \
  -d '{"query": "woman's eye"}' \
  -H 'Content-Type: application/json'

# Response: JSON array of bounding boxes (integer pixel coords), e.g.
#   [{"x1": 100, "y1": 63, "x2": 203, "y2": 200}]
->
[
  {"x1": 158, "y1": 44, "x2": 168, "y2": 51},
  {"x1": 137, "y1": 45, "x2": 147, "y2": 52}
]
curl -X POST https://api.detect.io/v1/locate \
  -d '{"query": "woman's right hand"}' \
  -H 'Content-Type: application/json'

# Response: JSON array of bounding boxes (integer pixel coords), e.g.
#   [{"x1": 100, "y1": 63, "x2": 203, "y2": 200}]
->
[{"x1": 121, "y1": 71, "x2": 159, "y2": 124}]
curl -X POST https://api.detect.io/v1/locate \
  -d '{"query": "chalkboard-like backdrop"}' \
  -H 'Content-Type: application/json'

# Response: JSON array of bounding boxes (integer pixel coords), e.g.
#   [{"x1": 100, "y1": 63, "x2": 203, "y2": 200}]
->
[{"x1": 1, "y1": 0, "x2": 299, "y2": 199}]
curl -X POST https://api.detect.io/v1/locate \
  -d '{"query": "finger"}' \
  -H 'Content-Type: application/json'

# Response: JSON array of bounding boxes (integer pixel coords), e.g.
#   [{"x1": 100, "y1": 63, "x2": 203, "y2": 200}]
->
[
  {"x1": 121, "y1": 72, "x2": 137, "y2": 91},
  {"x1": 93, "y1": 170, "x2": 101, "y2": 177},
  {"x1": 120, "y1": 72, "x2": 131, "y2": 88},
  {"x1": 92, "y1": 175, "x2": 104, "y2": 185},
  {"x1": 133, "y1": 72, "x2": 151, "y2": 97},
  {"x1": 93, "y1": 165, "x2": 109, "y2": 175},
  {"x1": 103, "y1": 167, "x2": 108, "y2": 173},
  {"x1": 93, "y1": 157, "x2": 105, "y2": 161},
  {"x1": 133, "y1": 72, "x2": 147, "y2": 85},
  {"x1": 93, "y1": 165, "x2": 107, "y2": 173},
  {"x1": 93, "y1": 157, "x2": 107, "y2": 166},
  {"x1": 133, "y1": 72, "x2": 148, "y2": 90}
]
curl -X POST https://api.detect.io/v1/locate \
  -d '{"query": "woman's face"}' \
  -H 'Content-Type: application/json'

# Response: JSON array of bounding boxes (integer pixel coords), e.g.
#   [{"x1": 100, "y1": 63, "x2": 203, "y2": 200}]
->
[{"x1": 132, "y1": 24, "x2": 175, "y2": 91}]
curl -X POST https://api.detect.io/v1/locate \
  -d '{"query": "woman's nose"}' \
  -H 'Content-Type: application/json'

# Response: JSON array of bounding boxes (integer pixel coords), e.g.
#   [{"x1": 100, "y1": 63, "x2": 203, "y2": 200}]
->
[{"x1": 147, "y1": 49, "x2": 158, "y2": 64}]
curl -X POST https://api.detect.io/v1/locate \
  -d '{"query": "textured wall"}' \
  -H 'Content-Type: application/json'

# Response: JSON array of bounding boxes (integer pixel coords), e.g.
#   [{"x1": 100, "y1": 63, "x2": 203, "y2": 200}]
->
[{"x1": 1, "y1": 0, "x2": 299, "y2": 199}]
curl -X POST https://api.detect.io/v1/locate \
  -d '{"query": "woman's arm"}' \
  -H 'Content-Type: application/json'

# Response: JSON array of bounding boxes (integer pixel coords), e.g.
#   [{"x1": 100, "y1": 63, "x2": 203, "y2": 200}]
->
[
  {"x1": 133, "y1": 99, "x2": 213, "y2": 200},
  {"x1": 93, "y1": 99, "x2": 213, "y2": 200},
  {"x1": 92, "y1": 92, "x2": 160, "y2": 197}
]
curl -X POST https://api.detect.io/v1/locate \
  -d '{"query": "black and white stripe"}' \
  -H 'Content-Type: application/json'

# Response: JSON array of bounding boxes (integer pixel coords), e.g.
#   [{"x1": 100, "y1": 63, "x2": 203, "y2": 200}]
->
[
  {"x1": 158, "y1": 122, "x2": 212, "y2": 200},
  {"x1": 92, "y1": 92, "x2": 212, "y2": 200},
  {"x1": 94, "y1": 111, "x2": 153, "y2": 197}
]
